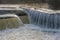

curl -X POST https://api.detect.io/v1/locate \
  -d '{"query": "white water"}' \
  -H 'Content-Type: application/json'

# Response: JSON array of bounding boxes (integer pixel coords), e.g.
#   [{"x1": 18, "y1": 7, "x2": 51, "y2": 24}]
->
[
  {"x1": 0, "y1": 8, "x2": 60, "y2": 40},
  {"x1": 24, "y1": 8, "x2": 60, "y2": 30},
  {"x1": 21, "y1": 8, "x2": 60, "y2": 40},
  {"x1": 0, "y1": 24, "x2": 60, "y2": 40}
]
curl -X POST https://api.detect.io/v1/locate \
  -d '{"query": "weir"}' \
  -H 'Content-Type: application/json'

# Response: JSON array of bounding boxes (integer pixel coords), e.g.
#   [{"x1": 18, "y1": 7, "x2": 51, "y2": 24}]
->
[
  {"x1": 23, "y1": 8, "x2": 60, "y2": 32},
  {"x1": 0, "y1": 8, "x2": 60, "y2": 40}
]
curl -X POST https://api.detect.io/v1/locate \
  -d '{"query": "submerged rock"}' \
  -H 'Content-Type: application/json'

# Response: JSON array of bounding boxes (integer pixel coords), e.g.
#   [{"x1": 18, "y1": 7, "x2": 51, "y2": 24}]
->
[{"x1": 0, "y1": 14, "x2": 23, "y2": 30}]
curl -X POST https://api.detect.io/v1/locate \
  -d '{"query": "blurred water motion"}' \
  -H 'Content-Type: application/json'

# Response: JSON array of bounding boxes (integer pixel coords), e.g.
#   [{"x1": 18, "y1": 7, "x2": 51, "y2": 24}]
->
[{"x1": 0, "y1": 14, "x2": 23, "y2": 30}]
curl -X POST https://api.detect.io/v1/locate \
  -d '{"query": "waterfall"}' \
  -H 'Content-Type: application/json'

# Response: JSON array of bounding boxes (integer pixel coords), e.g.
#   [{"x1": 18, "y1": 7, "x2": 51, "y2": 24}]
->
[
  {"x1": 23, "y1": 8, "x2": 60, "y2": 32},
  {"x1": 0, "y1": 8, "x2": 60, "y2": 40}
]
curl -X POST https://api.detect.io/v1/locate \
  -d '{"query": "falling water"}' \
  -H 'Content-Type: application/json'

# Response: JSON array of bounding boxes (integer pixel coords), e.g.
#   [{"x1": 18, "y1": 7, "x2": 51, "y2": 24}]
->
[
  {"x1": 24, "y1": 8, "x2": 60, "y2": 33},
  {"x1": 0, "y1": 8, "x2": 60, "y2": 40}
]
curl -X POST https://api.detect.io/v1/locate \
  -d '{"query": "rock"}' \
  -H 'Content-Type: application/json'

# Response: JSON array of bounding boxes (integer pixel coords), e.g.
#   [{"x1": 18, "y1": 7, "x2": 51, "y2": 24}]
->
[{"x1": 0, "y1": 14, "x2": 23, "y2": 30}]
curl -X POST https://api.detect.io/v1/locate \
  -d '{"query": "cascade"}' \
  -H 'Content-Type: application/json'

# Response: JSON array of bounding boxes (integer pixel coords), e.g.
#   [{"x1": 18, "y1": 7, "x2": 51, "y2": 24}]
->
[{"x1": 24, "y1": 8, "x2": 60, "y2": 32}]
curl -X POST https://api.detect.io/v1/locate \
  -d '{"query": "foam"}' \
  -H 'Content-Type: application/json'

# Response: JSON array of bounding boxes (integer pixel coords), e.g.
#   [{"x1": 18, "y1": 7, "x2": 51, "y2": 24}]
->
[{"x1": 0, "y1": 24, "x2": 60, "y2": 40}]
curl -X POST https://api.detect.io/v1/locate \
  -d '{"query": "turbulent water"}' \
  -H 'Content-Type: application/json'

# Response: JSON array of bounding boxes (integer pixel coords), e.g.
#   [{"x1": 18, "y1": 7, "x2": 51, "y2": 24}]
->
[
  {"x1": 0, "y1": 8, "x2": 60, "y2": 40},
  {"x1": 0, "y1": 24, "x2": 60, "y2": 40},
  {"x1": 25, "y1": 8, "x2": 60, "y2": 30},
  {"x1": 21, "y1": 8, "x2": 60, "y2": 40}
]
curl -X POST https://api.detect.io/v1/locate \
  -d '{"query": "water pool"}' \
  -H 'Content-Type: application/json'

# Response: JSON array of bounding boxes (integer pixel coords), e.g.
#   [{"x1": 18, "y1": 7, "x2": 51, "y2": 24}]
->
[{"x1": 0, "y1": 24, "x2": 60, "y2": 40}]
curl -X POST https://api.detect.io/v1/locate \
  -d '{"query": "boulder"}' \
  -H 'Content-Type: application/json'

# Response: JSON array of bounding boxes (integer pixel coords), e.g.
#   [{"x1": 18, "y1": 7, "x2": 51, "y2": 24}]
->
[{"x1": 0, "y1": 14, "x2": 23, "y2": 30}]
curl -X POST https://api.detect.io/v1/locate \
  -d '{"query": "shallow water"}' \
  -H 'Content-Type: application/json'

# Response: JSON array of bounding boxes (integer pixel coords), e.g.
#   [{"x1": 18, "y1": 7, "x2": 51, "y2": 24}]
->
[{"x1": 0, "y1": 24, "x2": 60, "y2": 40}]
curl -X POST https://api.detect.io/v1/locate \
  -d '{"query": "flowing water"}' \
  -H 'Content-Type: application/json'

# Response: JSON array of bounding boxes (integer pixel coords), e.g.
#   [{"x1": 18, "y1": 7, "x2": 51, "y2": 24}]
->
[
  {"x1": 0, "y1": 24, "x2": 60, "y2": 40},
  {"x1": 23, "y1": 8, "x2": 60, "y2": 40},
  {"x1": 0, "y1": 8, "x2": 60, "y2": 40},
  {"x1": 25, "y1": 8, "x2": 60, "y2": 31}
]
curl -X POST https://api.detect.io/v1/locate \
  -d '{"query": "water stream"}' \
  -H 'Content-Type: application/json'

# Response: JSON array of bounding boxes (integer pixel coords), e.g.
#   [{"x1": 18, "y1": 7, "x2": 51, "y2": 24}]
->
[
  {"x1": 24, "y1": 8, "x2": 60, "y2": 32},
  {"x1": 0, "y1": 8, "x2": 60, "y2": 40},
  {"x1": 0, "y1": 24, "x2": 60, "y2": 40}
]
